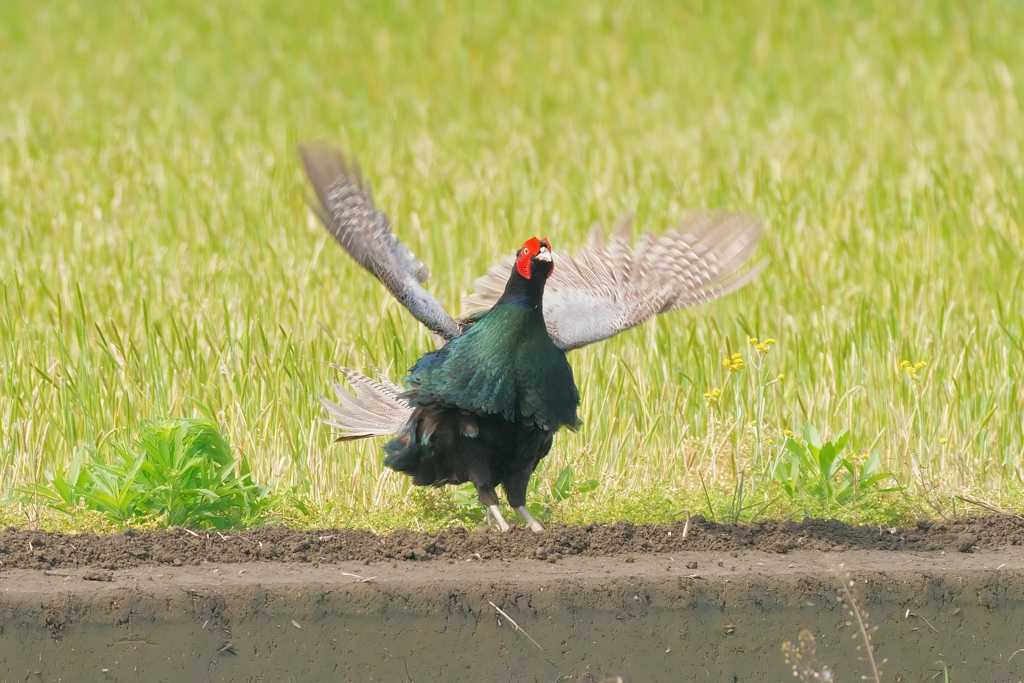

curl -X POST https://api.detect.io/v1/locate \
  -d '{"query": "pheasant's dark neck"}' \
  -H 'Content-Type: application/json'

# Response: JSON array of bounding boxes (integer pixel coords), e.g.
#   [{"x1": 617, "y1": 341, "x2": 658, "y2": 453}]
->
[{"x1": 496, "y1": 268, "x2": 548, "y2": 310}]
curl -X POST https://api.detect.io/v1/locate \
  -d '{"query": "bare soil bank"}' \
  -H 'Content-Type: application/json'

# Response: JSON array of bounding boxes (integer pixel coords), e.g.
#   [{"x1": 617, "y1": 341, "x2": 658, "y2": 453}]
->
[
  {"x1": 2, "y1": 514, "x2": 1021, "y2": 570},
  {"x1": 2, "y1": 549, "x2": 1024, "y2": 682}
]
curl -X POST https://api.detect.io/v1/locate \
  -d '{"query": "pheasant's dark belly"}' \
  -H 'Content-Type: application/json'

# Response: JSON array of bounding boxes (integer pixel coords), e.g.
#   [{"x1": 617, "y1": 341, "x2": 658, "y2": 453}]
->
[
  {"x1": 382, "y1": 403, "x2": 555, "y2": 506},
  {"x1": 423, "y1": 414, "x2": 521, "y2": 486}
]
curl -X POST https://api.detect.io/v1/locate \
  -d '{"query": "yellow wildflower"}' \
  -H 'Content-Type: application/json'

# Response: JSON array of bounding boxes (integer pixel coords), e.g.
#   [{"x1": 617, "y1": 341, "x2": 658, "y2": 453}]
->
[
  {"x1": 723, "y1": 352, "x2": 744, "y2": 372},
  {"x1": 900, "y1": 358, "x2": 928, "y2": 384}
]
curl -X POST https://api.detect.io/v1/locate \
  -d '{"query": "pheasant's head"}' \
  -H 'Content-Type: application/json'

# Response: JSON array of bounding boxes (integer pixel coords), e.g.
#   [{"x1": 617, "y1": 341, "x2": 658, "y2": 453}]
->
[{"x1": 515, "y1": 237, "x2": 552, "y2": 280}]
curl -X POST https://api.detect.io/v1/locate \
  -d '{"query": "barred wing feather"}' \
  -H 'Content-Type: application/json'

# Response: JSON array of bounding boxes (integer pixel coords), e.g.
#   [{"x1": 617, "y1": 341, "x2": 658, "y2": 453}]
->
[
  {"x1": 463, "y1": 212, "x2": 764, "y2": 351},
  {"x1": 299, "y1": 144, "x2": 463, "y2": 341}
]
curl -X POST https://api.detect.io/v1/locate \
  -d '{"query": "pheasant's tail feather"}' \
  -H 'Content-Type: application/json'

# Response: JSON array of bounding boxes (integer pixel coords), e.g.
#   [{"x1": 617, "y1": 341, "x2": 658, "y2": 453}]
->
[{"x1": 321, "y1": 367, "x2": 412, "y2": 440}]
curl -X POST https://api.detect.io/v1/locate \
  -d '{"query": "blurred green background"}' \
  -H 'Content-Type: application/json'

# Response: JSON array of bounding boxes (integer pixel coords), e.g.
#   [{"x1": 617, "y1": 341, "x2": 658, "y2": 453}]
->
[{"x1": 1, "y1": 1, "x2": 1022, "y2": 526}]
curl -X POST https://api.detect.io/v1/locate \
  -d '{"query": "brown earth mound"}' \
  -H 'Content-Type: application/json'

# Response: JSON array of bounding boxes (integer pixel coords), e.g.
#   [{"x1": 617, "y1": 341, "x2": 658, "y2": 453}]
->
[{"x1": 1, "y1": 514, "x2": 1021, "y2": 571}]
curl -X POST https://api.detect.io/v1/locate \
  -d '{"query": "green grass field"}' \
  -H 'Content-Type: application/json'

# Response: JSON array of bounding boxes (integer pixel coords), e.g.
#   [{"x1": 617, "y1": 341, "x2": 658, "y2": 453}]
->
[{"x1": 2, "y1": 0, "x2": 1023, "y2": 530}]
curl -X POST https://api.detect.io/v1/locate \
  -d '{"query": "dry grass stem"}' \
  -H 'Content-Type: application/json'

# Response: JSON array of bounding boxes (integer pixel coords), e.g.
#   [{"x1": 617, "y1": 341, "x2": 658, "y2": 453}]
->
[{"x1": 489, "y1": 600, "x2": 545, "y2": 652}]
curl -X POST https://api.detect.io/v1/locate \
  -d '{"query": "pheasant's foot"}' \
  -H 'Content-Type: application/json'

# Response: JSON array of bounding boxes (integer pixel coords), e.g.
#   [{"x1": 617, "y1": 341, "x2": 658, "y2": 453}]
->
[
  {"x1": 486, "y1": 505, "x2": 511, "y2": 532},
  {"x1": 516, "y1": 505, "x2": 545, "y2": 533}
]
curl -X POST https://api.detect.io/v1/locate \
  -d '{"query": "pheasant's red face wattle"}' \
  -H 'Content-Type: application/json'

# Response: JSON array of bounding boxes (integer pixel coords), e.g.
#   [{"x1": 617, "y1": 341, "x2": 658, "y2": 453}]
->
[{"x1": 516, "y1": 237, "x2": 551, "y2": 279}]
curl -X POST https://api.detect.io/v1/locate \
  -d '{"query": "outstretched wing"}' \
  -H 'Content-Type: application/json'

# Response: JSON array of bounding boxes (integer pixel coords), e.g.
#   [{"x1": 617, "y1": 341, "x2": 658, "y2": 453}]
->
[
  {"x1": 299, "y1": 144, "x2": 464, "y2": 341},
  {"x1": 463, "y1": 212, "x2": 764, "y2": 351},
  {"x1": 321, "y1": 366, "x2": 412, "y2": 440}
]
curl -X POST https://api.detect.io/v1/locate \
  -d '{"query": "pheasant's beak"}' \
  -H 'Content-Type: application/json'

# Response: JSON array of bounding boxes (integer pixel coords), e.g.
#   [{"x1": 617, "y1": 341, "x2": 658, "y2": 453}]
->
[{"x1": 536, "y1": 246, "x2": 552, "y2": 263}]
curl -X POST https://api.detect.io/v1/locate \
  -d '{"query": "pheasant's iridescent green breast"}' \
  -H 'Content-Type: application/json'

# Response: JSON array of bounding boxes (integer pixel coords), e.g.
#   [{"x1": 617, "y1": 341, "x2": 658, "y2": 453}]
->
[{"x1": 407, "y1": 303, "x2": 579, "y2": 432}]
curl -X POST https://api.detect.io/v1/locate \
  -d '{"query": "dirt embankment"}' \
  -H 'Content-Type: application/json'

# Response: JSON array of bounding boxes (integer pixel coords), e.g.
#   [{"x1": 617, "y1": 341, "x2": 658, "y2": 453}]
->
[
  {"x1": 2, "y1": 547, "x2": 1024, "y2": 682},
  {"x1": 1, "y1": 514, "x2": 1019, "y2": 570},
  {"x1": 3, "y1": 516, "x2": 1024, "y2": 681}
]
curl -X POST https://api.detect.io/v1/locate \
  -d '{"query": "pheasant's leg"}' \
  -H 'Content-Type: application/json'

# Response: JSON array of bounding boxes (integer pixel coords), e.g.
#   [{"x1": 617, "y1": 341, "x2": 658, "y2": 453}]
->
[
  {"x1": 487, "y1": 505, "x2": 511, "y2": 532},
  {"x1": 477, "y1": 484, "x2": 510, "y2": 532},
  {"x1": 502, "y1": 432, "x2": 552, "y2": 532},
  {"x1": 516, "y1": 506, "x2": 545, "y2": 533}
]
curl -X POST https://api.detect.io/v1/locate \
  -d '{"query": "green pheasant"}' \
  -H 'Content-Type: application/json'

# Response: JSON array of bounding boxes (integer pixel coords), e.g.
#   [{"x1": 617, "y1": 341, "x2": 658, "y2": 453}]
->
[{"x1": 300, "y1": 143, "x2": 763, "y2": 531}]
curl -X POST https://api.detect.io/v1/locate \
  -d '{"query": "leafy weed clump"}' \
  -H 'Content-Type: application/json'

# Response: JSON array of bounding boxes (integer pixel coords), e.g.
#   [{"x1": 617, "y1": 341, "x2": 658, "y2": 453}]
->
[
  {"x1": 19, "y1": 418, "x2": 274, "y2": 529},
  {"x1": 774, "y1": 425, "x2": 899, "y2": 520}
]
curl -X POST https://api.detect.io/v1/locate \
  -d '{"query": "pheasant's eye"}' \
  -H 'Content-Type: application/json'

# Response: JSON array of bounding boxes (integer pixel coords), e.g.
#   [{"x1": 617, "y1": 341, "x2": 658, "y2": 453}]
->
[{"x1": 522, "y1": 247, "x2": 530, "y2": 256}]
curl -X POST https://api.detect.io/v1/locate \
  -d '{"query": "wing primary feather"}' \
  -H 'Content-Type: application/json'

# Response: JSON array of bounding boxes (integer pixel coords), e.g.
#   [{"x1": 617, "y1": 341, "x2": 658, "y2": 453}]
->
[
  {"x1": 298, "y1": 143, "x2": 463, "y2": 340},
  {"x1": 462, "y1": 211, "x2": 764, "y2": 351}
]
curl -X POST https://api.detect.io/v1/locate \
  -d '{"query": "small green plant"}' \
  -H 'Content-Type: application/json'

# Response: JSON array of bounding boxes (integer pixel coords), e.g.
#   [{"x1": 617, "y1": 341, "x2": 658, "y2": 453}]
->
[
  {"x1": 406, "y1": 484, "x2": 487, "y2": 528},
  {"x1": 20, "y1": 418, "x2": 274, "y2": 529},
  {"x1": 774, "y1": 425, "x2": 897, "y2": 516},
  {"x1": 549, "y1": 464, "x2": 600, "y2": 505},
  {"x1": 527, "y1": 464, "x2": 599, "y2": 521}
]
